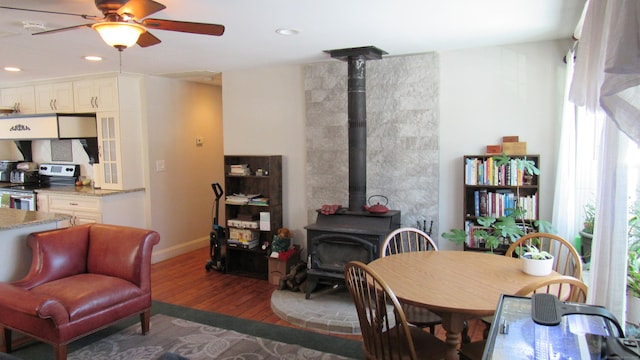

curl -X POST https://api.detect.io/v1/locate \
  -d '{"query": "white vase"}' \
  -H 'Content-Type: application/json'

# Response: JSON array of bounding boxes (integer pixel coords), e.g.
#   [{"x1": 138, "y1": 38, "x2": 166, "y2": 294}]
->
[
  {"x1": 522, "y1": 256, "x2": 554, "y2": 276},
  {"x1": 627, "y1": 295, "x2": 640, "y2": 326}
]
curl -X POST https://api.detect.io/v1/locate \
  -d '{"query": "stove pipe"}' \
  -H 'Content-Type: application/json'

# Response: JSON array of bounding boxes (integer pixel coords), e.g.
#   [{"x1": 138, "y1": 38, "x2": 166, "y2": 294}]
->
[{"x1": 326, "y1": 46, "x2": 387, "y2": 212}]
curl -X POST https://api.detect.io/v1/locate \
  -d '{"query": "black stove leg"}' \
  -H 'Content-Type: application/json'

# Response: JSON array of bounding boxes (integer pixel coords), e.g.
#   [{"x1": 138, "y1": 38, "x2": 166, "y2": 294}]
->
[{"x1": 305, "y1": 274, "x2": 319, "y2": 299}]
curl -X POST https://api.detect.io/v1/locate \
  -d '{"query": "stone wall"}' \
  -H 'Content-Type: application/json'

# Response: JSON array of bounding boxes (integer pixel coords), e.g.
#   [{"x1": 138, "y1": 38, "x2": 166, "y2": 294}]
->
[{"x1": 304, "y1": 52, "x2": 440, "y2": 237}]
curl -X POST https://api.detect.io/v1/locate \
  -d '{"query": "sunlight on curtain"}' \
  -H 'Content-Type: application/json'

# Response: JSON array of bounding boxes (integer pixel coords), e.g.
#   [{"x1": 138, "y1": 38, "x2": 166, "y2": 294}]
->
[{"x1": 552, "y1": 50, "x2": 578, "y2": 242}]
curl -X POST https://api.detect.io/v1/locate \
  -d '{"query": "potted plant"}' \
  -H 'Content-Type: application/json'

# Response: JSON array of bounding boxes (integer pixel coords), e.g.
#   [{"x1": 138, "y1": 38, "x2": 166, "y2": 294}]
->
[
  {"x1": 627, "y1": 202, "x2": 640, "y2": 325},
  {"x1": 580, "y1": 202, "x2": 595, "y2": 264},
  {"x1": 521, "y1": 244, "x2": 554, "y2": 276},
  {"x1": 443, "y1": 153, "x2": 552, "y2": 252}
]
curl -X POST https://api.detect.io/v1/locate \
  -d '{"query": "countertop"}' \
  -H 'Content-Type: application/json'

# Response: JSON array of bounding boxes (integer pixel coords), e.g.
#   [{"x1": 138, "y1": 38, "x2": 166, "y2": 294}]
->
[
  {"x1": 35, "y1": 186, "x2": 145, "y2": 197},
  {"x1": 0, "y1": 207, "x2": 71, "y2": 230}
]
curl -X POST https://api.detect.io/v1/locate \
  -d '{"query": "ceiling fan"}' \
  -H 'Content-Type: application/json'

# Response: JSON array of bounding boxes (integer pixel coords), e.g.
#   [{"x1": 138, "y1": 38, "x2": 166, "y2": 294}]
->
[{"x1": 0, "y1": 0, "x2": 225, "y2": 51}]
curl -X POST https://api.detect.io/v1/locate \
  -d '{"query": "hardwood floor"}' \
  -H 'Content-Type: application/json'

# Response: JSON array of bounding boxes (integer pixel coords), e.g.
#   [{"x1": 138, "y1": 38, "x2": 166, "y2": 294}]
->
[{"x1": 151, "y1": 246, "x2": 486, "y2": 343}]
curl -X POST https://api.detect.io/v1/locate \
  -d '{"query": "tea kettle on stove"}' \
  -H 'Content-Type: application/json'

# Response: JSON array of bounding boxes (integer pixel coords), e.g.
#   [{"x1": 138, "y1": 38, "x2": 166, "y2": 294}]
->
[{"x1": 363, "y1": 195, "x2": 389, "y2": 214}]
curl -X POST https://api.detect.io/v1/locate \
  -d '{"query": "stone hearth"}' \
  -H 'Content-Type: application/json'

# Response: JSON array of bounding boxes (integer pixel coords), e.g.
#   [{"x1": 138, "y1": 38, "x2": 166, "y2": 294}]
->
[{"x1": 270, "y1": 285, "x2": 361, "y2": 335}]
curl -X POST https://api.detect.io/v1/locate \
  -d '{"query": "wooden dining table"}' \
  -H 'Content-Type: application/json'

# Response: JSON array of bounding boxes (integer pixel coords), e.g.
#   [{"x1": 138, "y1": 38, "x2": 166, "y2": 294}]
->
[{"x1": 367, "y1": 250, "x2": 563, "y2": 360}]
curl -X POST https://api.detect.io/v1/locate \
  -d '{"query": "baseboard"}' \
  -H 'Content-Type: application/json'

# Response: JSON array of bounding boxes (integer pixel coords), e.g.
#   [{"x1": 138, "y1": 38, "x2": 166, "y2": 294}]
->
[{"x1": 152, "y1": 236, "x2": 209, "y2": 263}]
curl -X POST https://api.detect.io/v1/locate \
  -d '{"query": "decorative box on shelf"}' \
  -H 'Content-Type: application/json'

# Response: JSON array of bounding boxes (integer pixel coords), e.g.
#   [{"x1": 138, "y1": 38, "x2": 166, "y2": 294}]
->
[{"x1": 502, "y1": 142, "x2": 527, "y2": 155}]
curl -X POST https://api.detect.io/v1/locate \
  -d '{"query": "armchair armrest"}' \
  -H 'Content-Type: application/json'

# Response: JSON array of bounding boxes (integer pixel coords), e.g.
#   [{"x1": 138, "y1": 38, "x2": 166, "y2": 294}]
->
[
  {"x1": 0, "y1": 283, "x2": 69, "y2": 325},
  {"x1": 13, "y1": 225, "x2": 91, "y2": 289}
]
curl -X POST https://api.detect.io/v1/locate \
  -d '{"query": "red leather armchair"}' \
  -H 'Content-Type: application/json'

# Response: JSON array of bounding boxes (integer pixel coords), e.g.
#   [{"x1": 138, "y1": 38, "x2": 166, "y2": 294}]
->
[{"x1": 0, "y1": 223, "x2": 160, "y2": 360}]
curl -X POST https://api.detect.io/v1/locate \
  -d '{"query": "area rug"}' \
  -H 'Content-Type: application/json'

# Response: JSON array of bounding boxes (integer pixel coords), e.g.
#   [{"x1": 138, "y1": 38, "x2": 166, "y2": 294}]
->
[
  {"x1": 7, "y1": 301, "x2": 363, "y2": 360},
  {"x1": 68, "y1": 314, "x2": 352, "y2": 360}
]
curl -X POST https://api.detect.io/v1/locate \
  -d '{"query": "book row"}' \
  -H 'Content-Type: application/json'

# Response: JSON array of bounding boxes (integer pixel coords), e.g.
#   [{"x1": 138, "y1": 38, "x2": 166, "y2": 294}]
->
[
  {"x1": 469, "y1": 189, "x2": 538, "y2": 219},
  {"x1": 465, "y1": 157, "x2": 535, "y2": 186}
]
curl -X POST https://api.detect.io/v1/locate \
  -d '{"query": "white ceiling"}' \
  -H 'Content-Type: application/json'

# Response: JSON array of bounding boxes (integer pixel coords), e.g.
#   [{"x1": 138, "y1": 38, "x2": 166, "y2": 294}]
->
[{"x1": 0, "y1": 0, "x2": 585, "y2": 86}]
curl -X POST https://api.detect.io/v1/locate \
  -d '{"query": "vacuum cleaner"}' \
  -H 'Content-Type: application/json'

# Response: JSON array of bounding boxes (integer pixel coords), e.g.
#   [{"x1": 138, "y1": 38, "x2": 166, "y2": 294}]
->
[{"x1": 205, "y1": 182, "x2": 225, "y2": 272}]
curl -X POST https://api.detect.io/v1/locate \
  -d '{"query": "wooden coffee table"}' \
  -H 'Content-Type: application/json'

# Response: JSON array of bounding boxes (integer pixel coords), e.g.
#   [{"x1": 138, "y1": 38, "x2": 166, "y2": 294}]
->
[{"x1": 367, "y1": 250, "x2": 562, "y2": 360}]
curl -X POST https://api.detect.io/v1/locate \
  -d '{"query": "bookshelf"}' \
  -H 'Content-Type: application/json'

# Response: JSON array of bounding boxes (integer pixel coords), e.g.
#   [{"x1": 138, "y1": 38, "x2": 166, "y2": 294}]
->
[
  {"x1": 462, "y1": 154, "x2": 540, "y2": 252},
  {"x1": 223, "y1": 155, "x2": 283, "y2": 279}
]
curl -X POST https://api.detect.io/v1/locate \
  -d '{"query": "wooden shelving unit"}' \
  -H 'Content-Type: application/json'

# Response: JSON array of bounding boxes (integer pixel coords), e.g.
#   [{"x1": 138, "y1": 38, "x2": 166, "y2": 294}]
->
[
  {"x1": 223, "y1": 155, "x2": 282, "y2": 279},
  {"x1": 462, "y1": 154, "x2": 540, "y2": 252}
]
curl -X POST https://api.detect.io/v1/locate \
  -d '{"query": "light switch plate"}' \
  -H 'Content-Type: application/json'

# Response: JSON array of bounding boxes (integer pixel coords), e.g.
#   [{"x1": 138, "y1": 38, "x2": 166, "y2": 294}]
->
[{"x1": 156, "y1": 160, "x2": 165, "y2": 172}]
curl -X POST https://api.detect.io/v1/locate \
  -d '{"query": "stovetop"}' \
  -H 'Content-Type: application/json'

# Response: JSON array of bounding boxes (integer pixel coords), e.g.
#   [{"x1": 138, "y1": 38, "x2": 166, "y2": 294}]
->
[{"x1": 0, "y1": 182, "x2": 51, "y2": 192}]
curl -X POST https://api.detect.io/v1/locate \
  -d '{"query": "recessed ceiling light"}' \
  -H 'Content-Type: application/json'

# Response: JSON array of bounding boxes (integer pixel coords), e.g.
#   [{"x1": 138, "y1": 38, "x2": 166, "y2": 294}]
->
[
  {"x1": 4, "y1": 67, "x2": 21, "y2": 72},
  {"x1": 84, "y1": 55, "x2": 103, "y2": 61},
  {"x1": 275, "y1": 28, "x2": 299, "y2": 36}
]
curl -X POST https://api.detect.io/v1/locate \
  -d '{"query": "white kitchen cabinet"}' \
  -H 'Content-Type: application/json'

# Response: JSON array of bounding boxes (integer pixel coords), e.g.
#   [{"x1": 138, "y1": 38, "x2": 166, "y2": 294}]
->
[
  {"x1": 0, "y1": 86, "x2": 36, "y2": 114},
  {"x1": 94, "y1": 75, "x2": 144, "y2": 191},
  {"x1": 73, "y1": 77, "x2": 118, "y2": 112},
  {"x1": 97, "y1": 111, "x2": 121, "y2": 189},
  {"x1": 46, "y1": 194, "x2": 102, "y2": 226},
  {"x1": 35, "y1": 82, "x2": 74, "y2": 113},
  {"x1": 37, "y1": 190, "x2": 145, "y2": 228}
]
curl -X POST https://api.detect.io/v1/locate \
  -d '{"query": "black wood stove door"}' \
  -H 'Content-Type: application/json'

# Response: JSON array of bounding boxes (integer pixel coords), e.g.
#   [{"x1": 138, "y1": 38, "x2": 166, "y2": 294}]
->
[{"x1": 309, "y1": 233, "x2": 377, "y2": 273}]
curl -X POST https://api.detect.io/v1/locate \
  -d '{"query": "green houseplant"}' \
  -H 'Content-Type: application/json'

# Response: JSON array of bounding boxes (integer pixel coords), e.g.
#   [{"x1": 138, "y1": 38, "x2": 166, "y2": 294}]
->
[
  {"x1": 580, "y1": 202, "x2": 595, "y2": 264},
  {"x1": 627, "y1": 201, "x2": 640, "y2": 325},
  {"x1": 443, "y1": 153, "x2": 552, "y2": 252}
]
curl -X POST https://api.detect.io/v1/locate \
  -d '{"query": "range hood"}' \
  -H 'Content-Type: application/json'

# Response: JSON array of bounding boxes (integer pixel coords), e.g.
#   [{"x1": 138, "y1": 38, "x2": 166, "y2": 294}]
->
[{"x1": 0, "y1": 113, "x2": 97, "y2": 140}]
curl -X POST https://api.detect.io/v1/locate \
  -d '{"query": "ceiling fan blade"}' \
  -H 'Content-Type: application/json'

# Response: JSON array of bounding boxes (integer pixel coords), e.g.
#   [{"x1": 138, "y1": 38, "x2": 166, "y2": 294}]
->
[
  {"x1": 137, "y1": 31, "x2": 162, "y2": 47},
  {"x1": 142, "y1": 19, "x2": 225, "y2": 36},
  {"x1": 0, "y1": 6, "x2": 101, "y2": 20},
  {"x1": 117, "y1": 0, "x2": 166, "y2": 20},
  {"x1": 32, "y1": 23, "x2": 93, "y2": 36}
]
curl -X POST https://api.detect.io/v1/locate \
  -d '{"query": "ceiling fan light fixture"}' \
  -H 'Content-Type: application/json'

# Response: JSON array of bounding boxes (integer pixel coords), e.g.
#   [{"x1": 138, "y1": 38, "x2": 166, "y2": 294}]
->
[{"x1": 92, "y1": 22, "x2": 146, "y2": 50}]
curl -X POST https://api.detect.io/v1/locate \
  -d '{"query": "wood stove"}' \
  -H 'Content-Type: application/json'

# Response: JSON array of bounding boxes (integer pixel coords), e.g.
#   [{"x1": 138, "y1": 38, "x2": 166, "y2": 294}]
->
[
  {"x1": 305, "y1": 210, "x2": 400, "y2": 299},
  {"x1": 305, "y1": 46, "x2": 399, "y2": 299}
]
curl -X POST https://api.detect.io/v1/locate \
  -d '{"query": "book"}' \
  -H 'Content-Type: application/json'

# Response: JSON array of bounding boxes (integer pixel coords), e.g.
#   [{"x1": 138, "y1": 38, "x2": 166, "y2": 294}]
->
[
  {"x1": 225, "y1": 193, "x2": 261, "y2": 205},
  {"x1": 479, "y1": 189, "x2": 488, "y2": 217},
  {"x1": 230, "y1": 164, "x2": 250, "y2": 175},
  {"x1": 227, "y1": 239, "x2": 259, "y2": 249},
  {"x1": 249, "y1": 197, "x2": 269, "y2": 205}
]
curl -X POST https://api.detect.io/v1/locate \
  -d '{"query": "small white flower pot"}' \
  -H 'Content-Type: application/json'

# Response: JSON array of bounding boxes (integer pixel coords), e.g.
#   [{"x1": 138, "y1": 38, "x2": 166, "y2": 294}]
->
[{"x1": 522, "y1": 255, "x2": 554, "y2": 276}]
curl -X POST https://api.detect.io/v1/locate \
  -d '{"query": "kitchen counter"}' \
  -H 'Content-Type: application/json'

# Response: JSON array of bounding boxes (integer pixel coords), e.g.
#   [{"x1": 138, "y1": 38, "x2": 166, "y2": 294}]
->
[
  {"x1": 0, "y1": 207, "x2": 70, "y2": 230},
  {"x1": 0, "y1": 207, "x2": 71, "y2": 282},
  {"x1": 35, "y1": 186, "x2": 145, "y2": 197}
]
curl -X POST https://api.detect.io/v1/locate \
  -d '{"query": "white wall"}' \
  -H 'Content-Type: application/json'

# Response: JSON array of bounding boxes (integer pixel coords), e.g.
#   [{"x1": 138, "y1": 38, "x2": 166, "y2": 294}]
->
[
  {"x1": 216, "y1": 39, "x2": 570, "y2": 253},
  {"x1": 143, "y1": 77, "x2": 224, "y2": 262},
  {"x1": 222, "y1": 66, "x2": 307, "y2": 243},
  {"x1": 439, "y1": 40, "x2": 568, "y2": 249}
]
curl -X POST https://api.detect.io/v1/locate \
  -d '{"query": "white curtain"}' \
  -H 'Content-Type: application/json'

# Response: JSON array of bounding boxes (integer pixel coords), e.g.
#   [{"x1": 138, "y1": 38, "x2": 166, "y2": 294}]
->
[
  {"x1": 571, "y1": 0, "x2": 640, "y2": 142},
  {"x1": 590, "y1": 119, "x2": 629, "y2": 323},
  {"x1": 551, "y1": 51, "x2": 577, "y2": 242},
  {"x1": 569, "y1": 0, "x2": 640, "y2": 322}
]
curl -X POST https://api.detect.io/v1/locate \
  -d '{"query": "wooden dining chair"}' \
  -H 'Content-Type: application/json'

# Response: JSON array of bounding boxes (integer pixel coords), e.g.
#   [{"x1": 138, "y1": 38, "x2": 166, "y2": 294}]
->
[
  {"x1": 515, "y1": 275, "x2": 588, "y2": 302},
  {"x1": 380, "y1": 228, "x2": 444, "y2": 334},
  {"x1": 382, "y1": 227, "x2": 438, "y2": 255},
  {"x1": 344, "y1": 261, "x2": 447, "y2": 360},
  {"x1": 479, "y1": 232, "x2": 584, "y2": 337},
  {"x1": 505, "y1": 232, "x2": 583, "y2": 279},
  {"x1": 460, "y1": 276, "x2": 589, "y2": 360}
]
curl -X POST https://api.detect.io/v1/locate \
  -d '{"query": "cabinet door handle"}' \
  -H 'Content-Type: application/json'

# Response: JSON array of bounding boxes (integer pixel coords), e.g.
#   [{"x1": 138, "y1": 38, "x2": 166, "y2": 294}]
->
[
  {"x1": 69, "y1": 202, "x2": 79, "y2": 206},
  {"x1": 53, "y1": 99, "x2": 57, "y2": 110},
  {"x1": 94, "y1": 96, "x2": 99, "y2": 108},
  {"x1": 91, "y1": 96, "x2": 96, "y2": 108},
  {"x1": 50, "y1": 99, "x2": 54, "y2": 110}
]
